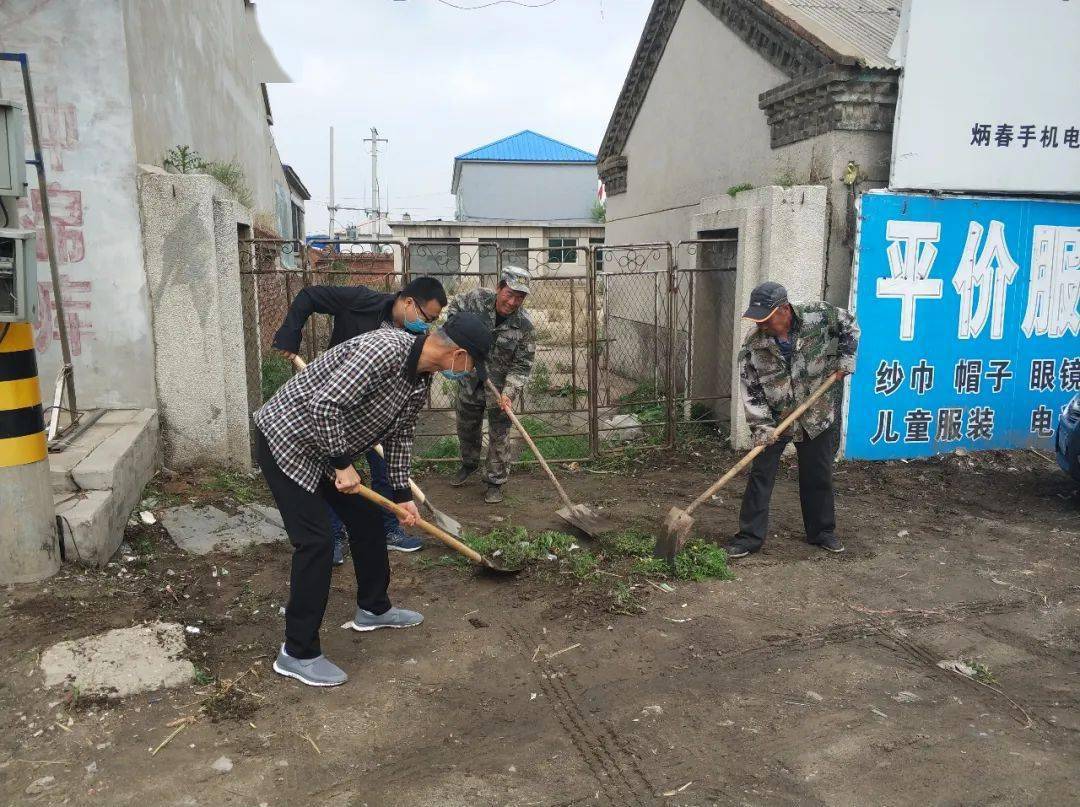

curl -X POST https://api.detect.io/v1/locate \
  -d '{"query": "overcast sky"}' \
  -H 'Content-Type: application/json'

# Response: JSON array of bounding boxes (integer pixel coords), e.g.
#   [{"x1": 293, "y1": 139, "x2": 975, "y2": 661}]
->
[{"x1": 257, "y1": 0, "x2": 652, "y2": 235}]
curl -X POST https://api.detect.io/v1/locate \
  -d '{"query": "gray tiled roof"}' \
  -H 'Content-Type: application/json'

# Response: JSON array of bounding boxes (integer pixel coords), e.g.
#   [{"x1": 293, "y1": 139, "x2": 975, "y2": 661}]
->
[{"x1": 780, "y1": 0, "x2": 901, "y2": 69}]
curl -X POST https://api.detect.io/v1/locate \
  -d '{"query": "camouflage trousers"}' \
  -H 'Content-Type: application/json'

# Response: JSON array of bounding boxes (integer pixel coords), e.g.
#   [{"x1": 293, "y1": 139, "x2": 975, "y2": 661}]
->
[{"x1": 455, "y1": 391, "x2": 514, "y2": 486}]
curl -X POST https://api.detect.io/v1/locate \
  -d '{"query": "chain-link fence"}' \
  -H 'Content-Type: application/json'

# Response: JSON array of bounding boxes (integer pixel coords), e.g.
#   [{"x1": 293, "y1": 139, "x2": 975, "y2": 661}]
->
[{"x1": 238, "y1": 237, "x2": 740, "y2": 464}]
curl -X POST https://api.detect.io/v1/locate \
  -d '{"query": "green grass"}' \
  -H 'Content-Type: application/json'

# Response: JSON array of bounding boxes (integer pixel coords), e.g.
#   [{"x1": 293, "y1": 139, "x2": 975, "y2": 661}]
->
[
  {"x1": 602, "y1": 529, "x2": 654, "y2": 558},
  {"x1": 412, "y1": 436, "x2": 460, "y2": 473},
  {"x1": 462, "y1": 525, "x2": 578, "y2": 570},
  {"x1": 568, "y1": 550, "x2": 599, "y2": 580},
  {"x1": 516, "y1": 416, "x2": 590, "y2": 461},
  {"x1": 529, "y1": 361, "x2": 551, "y2": 396},
  {"x1": 672, "y1": 540, "x2": 735, "y2": 582},
  {"x1": 193, "y1": 667, "x2": 214, "y2": 686},
  {"x1": 205, "y1": 470, "x2": 262, "y2": 504},
  {"x1": 962, "y1": 659, "x2": 998, "y2": 686},
  {"x1": 727, "y1": 182, "x2": 754, "y2": 197},
  {"x1": 261, "y1": 353, "x2": 292, "y2": 402},
  {"x1": 128, "y1": 530, "x2": 156, "y2": 556}
]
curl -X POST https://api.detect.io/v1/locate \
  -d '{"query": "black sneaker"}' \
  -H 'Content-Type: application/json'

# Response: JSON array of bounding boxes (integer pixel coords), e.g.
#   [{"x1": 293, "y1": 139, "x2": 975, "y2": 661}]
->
[
  {"x1": 813, "y1": 535, "x2": 846, "y2": 553},
  {"x1": 484, "y1": 483, "x2": 504, "y2": 504},
  {"x1": 332, "y1": 526, "x2": 348, "y2": 566},
  {"x1": 722, "y1": 542, "x2": 753, "y2": 559},
  {"x1": 450, "y1": 465, "x2": 478, "y2": 487}
]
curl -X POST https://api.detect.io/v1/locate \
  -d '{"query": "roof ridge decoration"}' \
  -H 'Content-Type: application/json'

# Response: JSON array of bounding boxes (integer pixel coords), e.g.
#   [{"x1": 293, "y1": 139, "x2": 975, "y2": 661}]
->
[{"x1": 597, "y1": 0, "x2": 899, "y2": 194}]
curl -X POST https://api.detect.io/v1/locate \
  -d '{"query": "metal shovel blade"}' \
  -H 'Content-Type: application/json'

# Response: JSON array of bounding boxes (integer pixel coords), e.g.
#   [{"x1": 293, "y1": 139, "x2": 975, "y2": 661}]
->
[
  {"x1": 421, "y1": 500, "x2": 462, "y2": 538},
  {"x1": 479, "y1": 554, "x2": 525, "y2": 575},
  {"x1": 556, "y1": 503, "x2": 612, "y2": 539},
  {"x1": 656, "y1": 506, "x2": 694, "y2": 565}
]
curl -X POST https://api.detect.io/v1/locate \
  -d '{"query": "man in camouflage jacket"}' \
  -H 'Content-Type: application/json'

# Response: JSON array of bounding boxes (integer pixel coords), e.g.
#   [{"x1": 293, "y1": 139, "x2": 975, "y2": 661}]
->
[
  {"x1": 446, "y1": 266, "x2": 536, "y2": 503},
  {"x1": 725, "y1": 281, "x2": 860, "y2": 559}
]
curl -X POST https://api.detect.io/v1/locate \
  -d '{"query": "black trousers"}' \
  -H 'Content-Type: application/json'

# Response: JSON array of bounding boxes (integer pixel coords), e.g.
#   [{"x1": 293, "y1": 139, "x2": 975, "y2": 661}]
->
[
  {"x1": 256, "y1": 431, "x2": 391, "y2": 660},
  {"x1": 736, "y1": 425, "x2": 838, "y2": 551}
]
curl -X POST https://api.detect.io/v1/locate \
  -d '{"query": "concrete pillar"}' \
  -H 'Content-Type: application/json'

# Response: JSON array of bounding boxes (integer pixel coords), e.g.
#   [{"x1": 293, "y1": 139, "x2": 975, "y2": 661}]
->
[{"x1": 0, "y1": 322, "x2": 60, "y2": 583}]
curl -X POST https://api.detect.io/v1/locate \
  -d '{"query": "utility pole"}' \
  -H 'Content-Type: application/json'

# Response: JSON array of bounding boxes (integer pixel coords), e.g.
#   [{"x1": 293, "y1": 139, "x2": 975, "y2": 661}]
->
[
  {"x1": 363, "y1": 127, "x2": 387, "y2": 236},
  {"x1": 327, "y1": 126, "x2": 336, "y2": 242}
]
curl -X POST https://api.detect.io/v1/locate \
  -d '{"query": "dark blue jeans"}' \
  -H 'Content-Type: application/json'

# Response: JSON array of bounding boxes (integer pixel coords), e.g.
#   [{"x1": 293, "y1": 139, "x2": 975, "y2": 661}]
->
[{"x1": 328, "y1": 449, "x2": 400, "y2": 538}]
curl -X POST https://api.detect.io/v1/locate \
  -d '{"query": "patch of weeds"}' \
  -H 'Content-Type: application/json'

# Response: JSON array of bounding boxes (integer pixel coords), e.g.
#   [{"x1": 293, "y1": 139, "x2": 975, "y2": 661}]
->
[
  {"x1": 413, "y1": 436, "x2": 459, "y2": 474},
  {"x1": 603, "y1": 529, "x2": 655, "y2": 557},
  {"x1": 609, "y1": 580, "x2": 646, "y2": 615},
  {"x1": 673, "y1": 540, "x2": 734, "y2": 582},
  {"x1": 774, "y1": 168, "x2": 799, "y2": 188},
  {"x1": 963, "y1": 659, "x2": 998, "y2": 686},
  {"x1": 727, "y1": 182, "x2": 753, "y2": 197},
  {"x1": 464, "y1": 525, "x2": 534, "y2": 569},
  {"x1": 551, "y1": 382, "x2": 588, "y2": 399},
  {"x1": 631, "y1": 556, "x2": 670, "y2": 578},
  {"x1": 127, "y1": 528, "x2": 156, "y2": 556},
  {"x1": 568, "y1": 550, "x2": 599, "y2": 580},
  {"x1": 206, "y1": 470, "x2": 261, "y2": 504},
  {"x1": 516, "y1": 416, "x2": 589, "y2": 461},
  {"x1": 529, "y1": 360, "x2": 551, "y2": 395},
  {"x1": 203, "y1": 159, "x2": 254, "y2": 208},
  {"x1": 261, "y1": 352, "x2": 292, "y2": 402},
  {"x1": 193, "y1": 667, "x2": 214, "y2": 687}
]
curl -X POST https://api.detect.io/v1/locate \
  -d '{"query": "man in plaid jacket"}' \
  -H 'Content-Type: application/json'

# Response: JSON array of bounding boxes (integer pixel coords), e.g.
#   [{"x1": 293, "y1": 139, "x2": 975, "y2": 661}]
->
[{"x1": 254, "y1": 313, "x2": 491, "y2": 687}]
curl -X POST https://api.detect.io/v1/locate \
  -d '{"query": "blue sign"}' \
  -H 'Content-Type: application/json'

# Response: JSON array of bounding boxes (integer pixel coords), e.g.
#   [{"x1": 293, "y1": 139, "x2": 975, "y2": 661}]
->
[{"x1": 845, "y1": 191, "x2": 1080, "y2": 460}]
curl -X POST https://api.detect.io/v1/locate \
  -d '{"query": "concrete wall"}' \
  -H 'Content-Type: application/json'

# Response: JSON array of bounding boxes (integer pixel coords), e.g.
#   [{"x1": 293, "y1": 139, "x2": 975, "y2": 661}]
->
[
  {"x1": 120, "y1": 0, "x2": 289, "y2": 226},
  {"x1": 691, "y1": 185, "x2": 828, "y2": 447},
  {"x1": 457, "y1": 162, "x2": 599, "y2": 221},
  {"x1": 138, "y1": 167, "x2": 254, "y2": 470},
  {"x1": 1, "y1": 0, "x2": 158, "y2": 409}
]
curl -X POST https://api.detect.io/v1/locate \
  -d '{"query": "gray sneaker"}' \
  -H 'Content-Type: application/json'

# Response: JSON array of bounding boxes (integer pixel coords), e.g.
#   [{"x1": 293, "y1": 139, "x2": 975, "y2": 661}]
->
[
  {"x1": 346, "y1": 606, "x2": 424, "y2": 633},
  {"x1": 272, "y1": 645, "x2": 348, "y2": 687}
]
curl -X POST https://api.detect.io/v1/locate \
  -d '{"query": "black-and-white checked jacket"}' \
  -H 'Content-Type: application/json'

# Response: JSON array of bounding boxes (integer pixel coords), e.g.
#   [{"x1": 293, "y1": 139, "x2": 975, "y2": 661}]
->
[{"x1": 253, "y1": 327, "x2": 429, "y2": 498}]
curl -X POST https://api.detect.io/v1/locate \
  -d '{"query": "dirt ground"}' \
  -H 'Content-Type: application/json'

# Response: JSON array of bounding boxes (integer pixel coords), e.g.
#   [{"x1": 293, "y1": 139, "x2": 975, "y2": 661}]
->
[{"x1": 2, "y1": 444, "x2": 1079, "y2": 806}]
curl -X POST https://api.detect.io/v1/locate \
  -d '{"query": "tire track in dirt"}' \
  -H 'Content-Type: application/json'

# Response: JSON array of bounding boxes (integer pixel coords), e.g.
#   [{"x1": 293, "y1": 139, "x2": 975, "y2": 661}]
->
[{"x1": 504, "y1": 623, "x2": 655, "y2": 806}]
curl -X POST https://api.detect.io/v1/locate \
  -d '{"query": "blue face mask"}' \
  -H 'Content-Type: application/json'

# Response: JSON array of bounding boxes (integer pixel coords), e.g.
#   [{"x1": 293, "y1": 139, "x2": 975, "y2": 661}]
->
[
  {"x1": 403, "y1": 300, "x2": 432, "y2": 334},
  {"x1": 441, "y1": 351, "x2": 470, "y2": 380}
]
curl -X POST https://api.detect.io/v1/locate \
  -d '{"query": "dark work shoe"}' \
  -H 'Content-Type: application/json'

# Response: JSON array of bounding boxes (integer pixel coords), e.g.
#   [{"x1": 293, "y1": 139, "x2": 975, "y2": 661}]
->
[
  {"x1": 273, "y1": 645, "x2": 347, "y2": 687},
  {"x1": 332, "y1": 525, "x2": 348, "y2": 567},
  {"x1": 813, "y1": 535, "x2": 846, "y2": 554},
  {"x1": 450, "y1": 465, "x2": 478, "y2": 487},
  {"x1": 722, "y1": 541, "x2": 754, "y2": 560},
  {"x1": 484, "y1": 483, "x2": 504, "y2": 504}
]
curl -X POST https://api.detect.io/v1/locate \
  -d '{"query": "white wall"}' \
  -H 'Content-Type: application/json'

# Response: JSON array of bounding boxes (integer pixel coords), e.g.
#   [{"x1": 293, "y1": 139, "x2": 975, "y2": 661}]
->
[
  {"x1": 604, "y1": 0, "x2": 788, "y2": 248},
  {"x1": 457, "y1": 162, "x2": 599, "y2": 221},
  {"x1": 120, "y1": 0, "x2": 289, "y2": 225},
  {"x1": 1, "y1": 0, "x2": 157, "y2": 409}
]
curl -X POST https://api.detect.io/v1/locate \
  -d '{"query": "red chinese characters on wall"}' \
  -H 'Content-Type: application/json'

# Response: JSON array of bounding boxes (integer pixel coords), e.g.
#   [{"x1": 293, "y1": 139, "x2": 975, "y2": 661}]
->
[
  {"x1": 34, "y1": 275, "x2": 94, "y2": 357},
  {"x1": 18, "y1": 184, "x2": 85, "y2": 264}
]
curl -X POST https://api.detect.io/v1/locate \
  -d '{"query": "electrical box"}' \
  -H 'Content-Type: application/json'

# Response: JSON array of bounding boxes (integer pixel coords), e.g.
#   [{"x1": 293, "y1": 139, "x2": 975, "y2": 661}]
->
[
  {"x1": 0, "y1": 101, "x2": 27, "y2": 198},
  {"x1": 0, "y1": 229, "x2": 37, "y2": 322}
]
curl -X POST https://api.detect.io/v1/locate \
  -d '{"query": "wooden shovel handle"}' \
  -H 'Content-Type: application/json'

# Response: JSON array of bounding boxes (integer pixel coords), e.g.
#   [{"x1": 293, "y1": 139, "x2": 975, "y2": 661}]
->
[
  {"x1": 292, "y1": 355, "x2": 432, "y2": 508},
  {"x1": 486, "y1": 379, "x2": 575, "y2": 510},
  {"x1": 350, "y1": 483, "x2": 485, "y2": 565},
  {"x1": 684, "y1": 374, "x2": 840, "y2": 516}
]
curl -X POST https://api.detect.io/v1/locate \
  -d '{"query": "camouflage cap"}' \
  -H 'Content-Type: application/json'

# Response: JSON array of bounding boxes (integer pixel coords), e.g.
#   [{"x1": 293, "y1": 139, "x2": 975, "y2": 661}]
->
[
  {"x1": 501, "y1": 265, "x2": 531, "y2": 295},
  {"x1": 743, "y1": 281, "x2": 788, "y2": 322}
]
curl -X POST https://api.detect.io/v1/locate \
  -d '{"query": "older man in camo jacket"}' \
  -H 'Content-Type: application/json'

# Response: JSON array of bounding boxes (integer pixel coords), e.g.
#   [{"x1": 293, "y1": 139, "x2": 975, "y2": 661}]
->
[
  {"x1": 724, "y1": 281, "x2": 860, "y2": 560},
  {"x1": 446, "y1": 266, "x2": 536, "y2": 504}
]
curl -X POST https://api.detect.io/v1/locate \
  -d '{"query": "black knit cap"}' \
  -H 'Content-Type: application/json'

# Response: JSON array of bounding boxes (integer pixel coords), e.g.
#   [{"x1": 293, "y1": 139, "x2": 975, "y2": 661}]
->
[{"x1": 440, "y1": 311, "x2": 491, "y2": 382}]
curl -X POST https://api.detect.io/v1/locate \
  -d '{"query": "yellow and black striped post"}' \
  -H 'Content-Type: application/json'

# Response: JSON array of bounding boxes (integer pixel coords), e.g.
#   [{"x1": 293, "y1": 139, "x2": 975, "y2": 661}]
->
[
  {"x1": 0, "y1": 323, "x2": 47, "y2": 467},
  {"x1": 0, "y1": 321, "x2": 59, "y2": 583}
]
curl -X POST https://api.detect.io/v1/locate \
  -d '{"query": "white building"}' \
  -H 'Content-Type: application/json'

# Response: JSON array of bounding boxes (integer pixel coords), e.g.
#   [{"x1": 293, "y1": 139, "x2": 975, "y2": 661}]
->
[{"x1": 392, "y1": 130, "x2": 604, "y2": 278}]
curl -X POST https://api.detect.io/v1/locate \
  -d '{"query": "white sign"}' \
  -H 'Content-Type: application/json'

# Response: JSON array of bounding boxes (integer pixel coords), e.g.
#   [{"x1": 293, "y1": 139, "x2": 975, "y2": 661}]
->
[{"x1": 890, "y1": 0, "x2": 1080, "y2": 194}]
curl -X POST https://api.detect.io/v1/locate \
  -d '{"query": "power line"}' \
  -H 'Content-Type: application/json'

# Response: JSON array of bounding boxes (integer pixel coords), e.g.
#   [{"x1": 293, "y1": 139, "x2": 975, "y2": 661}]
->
[{"x1": 433, "y1": 0, "x2": 558, "y2": 9}]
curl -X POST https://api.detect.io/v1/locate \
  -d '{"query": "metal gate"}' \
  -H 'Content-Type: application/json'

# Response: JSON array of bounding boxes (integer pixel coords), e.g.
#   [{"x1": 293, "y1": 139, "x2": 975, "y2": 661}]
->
[{"x1": 238, "y1": 236, "x2": 739, "y2": 463}]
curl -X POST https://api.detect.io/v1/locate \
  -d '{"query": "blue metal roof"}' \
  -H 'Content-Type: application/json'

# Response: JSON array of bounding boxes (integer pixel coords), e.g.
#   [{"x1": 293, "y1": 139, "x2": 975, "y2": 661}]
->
[{"x1": 455, "y1": 130, "x2": 596, "y2": 163}]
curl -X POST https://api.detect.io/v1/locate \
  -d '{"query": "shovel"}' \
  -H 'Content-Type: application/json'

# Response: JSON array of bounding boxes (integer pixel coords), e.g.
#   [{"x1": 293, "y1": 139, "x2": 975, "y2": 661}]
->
[
  {"x1": 656, "y1": 374, "x2": 840, "y2": 564},
  {"x1": 352, "y1": 482, "x2": 521, "y2": 574},
  {"x1": 290, "y1": 355, "x2": 463, "y2": 538},
  {"x1": 486, "y1": 379, "x2": 611, "y2": 538}
]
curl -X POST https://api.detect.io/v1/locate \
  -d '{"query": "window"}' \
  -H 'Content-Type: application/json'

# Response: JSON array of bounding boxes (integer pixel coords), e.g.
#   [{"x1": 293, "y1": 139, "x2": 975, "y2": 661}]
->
[
  {"x1": 589, "y1": 236, "x2": 604, "y2": 266},
  {"x1": 547, "y1": 237, "x2": 577, "y2": 264},
  {"x1": 291, "y1": 202, "x2": 305, "y2": 241}
]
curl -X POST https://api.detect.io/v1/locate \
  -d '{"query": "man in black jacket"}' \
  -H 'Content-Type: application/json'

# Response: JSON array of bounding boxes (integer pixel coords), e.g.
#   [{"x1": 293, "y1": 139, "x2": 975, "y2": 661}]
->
[{"x1": 273, "y1": 276, "x2": 447, "y2": 560}]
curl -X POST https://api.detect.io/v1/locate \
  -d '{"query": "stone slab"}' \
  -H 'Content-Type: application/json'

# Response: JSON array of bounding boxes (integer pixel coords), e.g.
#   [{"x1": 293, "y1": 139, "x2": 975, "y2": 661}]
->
[
  {"x1": 40, "y1": 622, "x2": 194, "y2": 697},
  {"x1": 72, "y1": 409, "x2": 159, "y2": 492},
  {"x1": 54, "y1": 490, "x2": 117, "y2": 566},
  {"x1": 162, "y1": 504, "x2": 287, "y2": 555}
]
